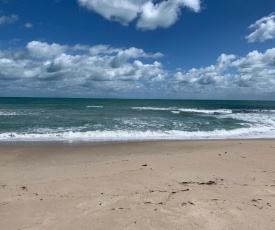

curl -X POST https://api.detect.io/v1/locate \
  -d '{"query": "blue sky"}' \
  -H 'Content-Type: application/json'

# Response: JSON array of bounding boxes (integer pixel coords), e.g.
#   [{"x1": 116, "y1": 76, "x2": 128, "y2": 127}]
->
[{"x1": 0, "y1": 0, "x2": 275, "y2": 99}]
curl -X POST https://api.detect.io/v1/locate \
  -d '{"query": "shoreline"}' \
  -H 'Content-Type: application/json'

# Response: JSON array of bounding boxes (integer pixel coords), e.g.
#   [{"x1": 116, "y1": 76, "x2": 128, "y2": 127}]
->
[
  {"x1": 0, "y1": 137, "x2": 275, "y2": 147},
  {"x1": 1, "y1": 139, "x2": 275, "y2": 229}
]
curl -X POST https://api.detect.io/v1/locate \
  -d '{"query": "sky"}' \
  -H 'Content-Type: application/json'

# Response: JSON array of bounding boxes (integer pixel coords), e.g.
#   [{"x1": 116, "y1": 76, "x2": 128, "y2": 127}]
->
[{"x1": 0, "y1": 0, "x2": 275, "y2": 99}]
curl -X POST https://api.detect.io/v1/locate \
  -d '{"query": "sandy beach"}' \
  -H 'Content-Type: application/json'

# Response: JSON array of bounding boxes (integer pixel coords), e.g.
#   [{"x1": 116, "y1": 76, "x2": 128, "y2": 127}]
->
[{"x1": 0, "y1": 140, "x2": 275, "y2": 229}]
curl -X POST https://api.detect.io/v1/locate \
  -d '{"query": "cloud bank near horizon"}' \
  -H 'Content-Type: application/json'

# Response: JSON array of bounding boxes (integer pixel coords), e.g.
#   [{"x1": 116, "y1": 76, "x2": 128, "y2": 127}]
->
[
  {"x1": 0, "y1": 41, "x2": 274, "y2": 98},
  {"x1": 0, "y1": 41, "x2": 166, "y2": 97},
  {"x1": 77, "y1": 0, "x2": 202, "y2": 30},
  {"x1": 172, "y1": 48, "x2": 275, "y2": 96}
]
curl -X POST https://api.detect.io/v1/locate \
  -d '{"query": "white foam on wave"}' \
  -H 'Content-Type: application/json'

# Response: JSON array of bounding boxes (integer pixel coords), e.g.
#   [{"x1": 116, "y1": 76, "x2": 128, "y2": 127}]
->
[
  {"x1": 132, "y1": 107, "x2": 233, "y2": 114},
  {"x1": 0, "y1": 111, "x2": 39, "y2": 116},
  {"x1": 218, "y1": 112, "x2": 275, "y2": 126},
  {"x1": 1, "y1": 125, "x2": 275, "y2": 142},
  {"x1": 178, "y1": 108, "x2": 232, "y2": 114},
  {"x1": 132, "y1": 107, "x2": 275, "y2": 115},
  {"x1": 0, "y1": 111, "x2": 20, "y2": 116},
  {"x1": 131, "y1": 107, "x2": 176, "y2": 111},
  {"x1": 86, "y1": 106, "x2": 103, "y2": 108}
]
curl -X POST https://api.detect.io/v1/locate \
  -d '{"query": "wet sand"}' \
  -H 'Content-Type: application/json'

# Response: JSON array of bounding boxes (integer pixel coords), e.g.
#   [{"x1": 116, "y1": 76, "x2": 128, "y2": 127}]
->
[{"x1": 0, "y1": 140, "x2": 275, "y2": 229}]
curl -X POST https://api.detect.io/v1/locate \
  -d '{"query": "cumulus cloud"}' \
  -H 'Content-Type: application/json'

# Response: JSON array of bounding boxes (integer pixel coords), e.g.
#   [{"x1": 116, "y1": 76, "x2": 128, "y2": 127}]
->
[
  {"x1": 171, "y1": 48, "x2": 275, "y2": 95},
  {"x1": 0, "y1": 41, "x2": 166, "y2": 96},
  {"x1": 231, "y1": 48, "x2": 275, "y2": 87},
  {"x1": 246, "y1": 13, "x2": 275, "y2": 43},
  {"x1": 78, "y1": 0, "x2": 141, "y2": 25},
  {"x1": 0, "y1": 14, "x2": 18, "y2": 25},
  {"x1": 137, "y1": 0, "x2": 200, "y2": 30},
  {"x1": 26, "y1": 41, "x2": 68, "y2": 59},
  {"x1": 1, "y1": 41, "x2": 275, "y2": 98},
  {"x1": 232, "y1": 48, "x2": 275, "y2": 70},
  {"x1": 110, "y1": 47, "x2": 163, "y2": 68},
  {"x1": 173, "y1": 54, "x2": 236, "y2": 85},
  {"x1": 77, "y1": 0, "x2": 201, "y2": 30},
  {"x1": 87, "y1": 45, "x2": 121, "y2": 55}
]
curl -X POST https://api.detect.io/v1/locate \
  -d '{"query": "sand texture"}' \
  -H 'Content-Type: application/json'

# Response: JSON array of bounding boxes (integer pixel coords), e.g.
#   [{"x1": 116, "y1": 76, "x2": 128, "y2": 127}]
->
[{"x1": 0, "y1": 140, "x2": 275, "y2": 229}]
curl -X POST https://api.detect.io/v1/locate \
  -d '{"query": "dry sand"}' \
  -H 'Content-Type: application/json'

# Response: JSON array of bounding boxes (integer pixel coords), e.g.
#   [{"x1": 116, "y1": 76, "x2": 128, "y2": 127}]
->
[{"x1": 0, "y1": 140, "x2": 275, "y2": 230}]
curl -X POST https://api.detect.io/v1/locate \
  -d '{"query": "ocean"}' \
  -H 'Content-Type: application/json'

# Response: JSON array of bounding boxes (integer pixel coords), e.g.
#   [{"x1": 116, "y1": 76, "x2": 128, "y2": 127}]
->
[{"x1": 0, "y1": 97, "x2": 275, "y2": 143}]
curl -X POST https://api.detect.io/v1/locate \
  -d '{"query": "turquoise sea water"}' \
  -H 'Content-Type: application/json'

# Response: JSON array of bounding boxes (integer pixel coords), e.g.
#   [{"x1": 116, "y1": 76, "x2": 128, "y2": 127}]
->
[{"x1": 0, "y1": 97, "x2": 275, "y2": 142}]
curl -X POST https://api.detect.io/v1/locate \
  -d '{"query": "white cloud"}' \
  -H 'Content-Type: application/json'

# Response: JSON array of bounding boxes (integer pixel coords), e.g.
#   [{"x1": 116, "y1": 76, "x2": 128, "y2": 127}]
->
[
  {"x1": 232, "y1": 48, "x2": 275, "y2": 70},
  {"x1": 78, "y1": 0, "x2": 141, "y2": 25},
  {"x1": 110, "y1": 47, "x2": 163, "y2": 67},
  {"x1": 77, "y1": 0, "x2": 201, "y2": 30},
  {"x1": 88, "y1": 45, "x2": 121, "y2": 55},
  {"x1": 26, "y1": 41, "x2": 68, "y2": 59},
  {"x1": 173, "y1": 54, "x2": 236, "y2": 85},
  {"x1": 24, "y1": 22, "x2": 33, "y2": 28},
  {"x1": 0, "y1": 14, "x2": 18, "y2": 25},
  {"x1": 171, "y1": 48, "x2": 275, "y2": 96},
  {"x1": 137, "y1": 1, "x2": 181, "y2": 30},
  {"x1": 1, "y1": 41, "x2": 275, "y2": 99},
  {"x1": 0, "y1": 41, "x2": 165, "y2": 96},
  {"x1": 246, "y1": 13, "x2": 275, "y2": 43},
  {"x1": 231, "y1": 48, "x2": 275, "y2": 87},
  {"x1": 137, "y1": 0, "x2": 200, "y2": 30}
]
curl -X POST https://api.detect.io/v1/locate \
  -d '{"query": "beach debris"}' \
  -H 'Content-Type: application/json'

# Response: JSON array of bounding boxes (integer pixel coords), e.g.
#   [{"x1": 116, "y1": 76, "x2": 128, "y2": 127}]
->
[
  {"x1": 188, "y1": 201, "x2": 195, "y2": 205},
  {"x1": 158, "y1": 190, "x2": 167, "y2": 193},
  {"x1": 197, "y1": 180, "x2": 217, "y2": 185},
  {"x1": 181, "y1": 189, "x2": 189, "y2": 192},
  {"x1": 179, "y1": 180, "x2": 217, "y2": 186},
  {"x1": 144, "y1": 201, "x2": 152, "y2": 204},
  {"x1": 21, "y1": 186, "x2": 27, "y2": 191},
  {"x1": 179, "y1": 181, "x2": 195, "y2": 185},
  {"x1": 253, "y1": 204, "x2": 263, "y2": 209},
  {"x1": 142, "y1": 164, "x2": 147, "y2": 167},
  {"x1": 250, "y1": 199, "x2": 272, "y2": 209},
  {"x1": 0, "y1": 202, "x2": 9, "y2": 206}
]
